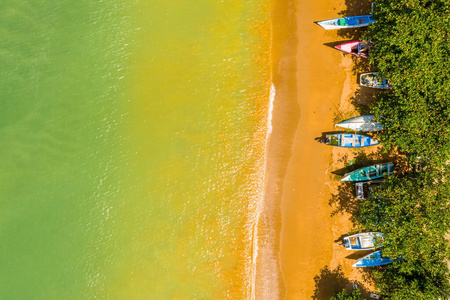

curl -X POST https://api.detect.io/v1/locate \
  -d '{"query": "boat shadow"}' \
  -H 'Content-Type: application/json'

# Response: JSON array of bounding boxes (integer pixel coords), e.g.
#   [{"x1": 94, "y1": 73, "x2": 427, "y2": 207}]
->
[
  {"x1": 331, "y1": 150, "x2": 390, "y2": 176},
  {"x1": 345, "y1": 249, "x2": 374, "y2": 260},
  {"x1": 315, "y1": 130, "x2": 351, "y2": 141},
  {"x1": 323, "y1": 40, "x2": 354, "y2": 49},
  {"x1": 312, "y1": 265, "x2": 373, "y2": 299}
]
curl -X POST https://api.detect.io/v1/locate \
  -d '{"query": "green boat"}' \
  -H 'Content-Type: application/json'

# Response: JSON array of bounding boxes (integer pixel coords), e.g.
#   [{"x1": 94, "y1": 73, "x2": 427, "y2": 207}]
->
[{"x1": 341, "y1": 163, "x2": 395, "y2": 182}]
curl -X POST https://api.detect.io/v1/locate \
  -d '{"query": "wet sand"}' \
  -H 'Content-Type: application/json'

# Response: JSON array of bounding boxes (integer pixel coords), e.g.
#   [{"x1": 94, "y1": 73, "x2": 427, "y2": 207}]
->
[{"x1": 274, "y1": 0, "x2": 379, "y2": 299}]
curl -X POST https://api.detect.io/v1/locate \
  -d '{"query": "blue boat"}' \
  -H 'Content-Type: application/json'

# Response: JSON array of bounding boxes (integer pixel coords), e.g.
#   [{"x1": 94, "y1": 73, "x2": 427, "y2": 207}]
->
[
  {"x1": 324, "y1": 133, "x2": 379, "y2": 148},
  {"x1": 317, "y1": 15, "x2": 375, "y2": 30},
  {"x1": 341, "y1": 163, "x2": 395, "y2": 182},
  {"x1": 353, "y1": 250, "x2": 403, "y2": 267}
]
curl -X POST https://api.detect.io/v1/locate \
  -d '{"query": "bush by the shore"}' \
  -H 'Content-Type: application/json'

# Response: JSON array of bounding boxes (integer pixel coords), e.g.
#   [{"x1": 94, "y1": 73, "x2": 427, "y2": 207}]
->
[{"x1": 355, "y1": 0, "x2": 450, "y2": 298}]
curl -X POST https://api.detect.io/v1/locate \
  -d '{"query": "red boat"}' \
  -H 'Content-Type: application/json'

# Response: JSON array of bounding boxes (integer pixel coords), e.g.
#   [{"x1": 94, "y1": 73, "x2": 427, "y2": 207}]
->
[{"x1": 334, "y1": 40, "x2": 370, "y2": 58}]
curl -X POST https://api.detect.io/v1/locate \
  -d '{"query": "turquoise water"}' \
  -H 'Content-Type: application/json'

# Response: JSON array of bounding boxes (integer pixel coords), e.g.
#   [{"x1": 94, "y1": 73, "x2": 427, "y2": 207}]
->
[{"x1": 0, "y1": 0, "x2": 271, "y2": 298}]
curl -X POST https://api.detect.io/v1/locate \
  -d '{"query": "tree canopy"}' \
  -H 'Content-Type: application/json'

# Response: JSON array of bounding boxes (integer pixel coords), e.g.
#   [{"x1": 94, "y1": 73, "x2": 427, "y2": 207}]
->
[
  {"x1": 365, "y1": 0, "x2": 450, "y2": 166},
  {"x1": 330, "y1": 289, "x2": 363, "y2": 300},
  {"x1": 350, "y1": 0, "x2": 450, "y2": 298}
]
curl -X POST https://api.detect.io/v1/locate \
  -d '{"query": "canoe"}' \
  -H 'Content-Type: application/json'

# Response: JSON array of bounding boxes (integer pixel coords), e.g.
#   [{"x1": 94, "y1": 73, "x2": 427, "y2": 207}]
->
[
  {"x1": 342, "y1": 232, "x2": 383, "y2": 250},
  {"x1": 335, "y1": 115, "x2": 383, "y2": 132},
  {"x1": 334, "y1": 41, "x2": 370, "y2": 58},
  {"x1": 360, "y1": 72, "x2": 393, "y2": 89},
  {"x1": 323, "y1": 133, "x2": 379, "y2": 148},
  {"x1": 353, "y1": 250, "x2": 402, "y2": 267},
  {"x1": 317, "y1": 15, "x2": 375, "y2": 30},
  {"x1": 355, "y1": 179, "x2": 383, "y2": 200},
  {"x1": 341, "y1": 163, "x2": 395, "y2": 182}
]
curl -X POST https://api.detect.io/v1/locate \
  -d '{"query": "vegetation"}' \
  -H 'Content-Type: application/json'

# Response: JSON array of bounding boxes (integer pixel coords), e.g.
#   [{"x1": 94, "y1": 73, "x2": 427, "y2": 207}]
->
[
  {"x1": 330, "y1": 289, "x2": 363, "y2": 300},
  {"x1": 349, "y1": 0, "x2": 450, "y2": 298},
  {"x1": 356, "y1": 171, "x2": 450, "y2": 298},
  {"x1": 366, "y1": 0, "x2": 450, "y2": 166}
]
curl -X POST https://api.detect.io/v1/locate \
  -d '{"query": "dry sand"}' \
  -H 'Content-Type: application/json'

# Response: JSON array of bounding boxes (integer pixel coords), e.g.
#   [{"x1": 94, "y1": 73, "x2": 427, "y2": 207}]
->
[{"x1": 270, "y1": 0, "x2": 383, "y2": 299}]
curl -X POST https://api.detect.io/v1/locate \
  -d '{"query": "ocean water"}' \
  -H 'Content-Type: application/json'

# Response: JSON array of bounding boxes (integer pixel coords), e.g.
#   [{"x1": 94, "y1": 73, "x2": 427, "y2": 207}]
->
[{"x1": 0, "y1": 0, "x2": 271, "y2": 298}]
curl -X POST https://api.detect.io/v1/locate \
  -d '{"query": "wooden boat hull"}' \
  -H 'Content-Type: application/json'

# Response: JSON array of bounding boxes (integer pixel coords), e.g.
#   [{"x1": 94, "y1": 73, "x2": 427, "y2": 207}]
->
[
  {"x1": 360, "y1": 72, "x2": 393, "y2": 89},
  {"x1": 325, "y1": 133, "x2": 379, "y2": 148},
  {"x1": 353, "y1": 250, "x2": 402, "y2": 267},
  {"x1": 317, "y1": 15, "x2": 375, "y2": 30},
  {"x1": 334, "y1": 41, "x2": 370, "y2": 58},
  {"x1": 356, "y1": 179, "x2": 383, "y2": 200},
  {"x1": 335, "y1": 115, "x2": 383, "y2": 132},
  {"x1": 341, "y1": 163, "x2": 395, "y2": 182},
  {"x1": 343, "y1": 232, "x2": 383, "y2": 250}
]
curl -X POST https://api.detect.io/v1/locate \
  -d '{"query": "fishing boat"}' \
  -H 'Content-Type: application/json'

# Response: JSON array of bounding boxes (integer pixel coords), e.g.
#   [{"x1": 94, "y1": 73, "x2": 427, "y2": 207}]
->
[
  {"x1": 320, "y1": 133, "x2": 379, "y2": 148},
  {"x1": 317, "y1": 15, "x2": 375, "y2": 30},
  {"x1": 356, "y1": 179, "x2": 383, "y2": 200},
  {"x1": 360, "y1": 72, "x2": 393, "y2": 89},
  {"x1": 353, "y1": 250, "x2": 402, "y2": 267},
  {"x1": 341, "y1": 232, "x2": 383, "y2": 250},
  {"x1": 334, "y1": 41, "x2": 370, "y2": 58},
  {"x1": 335, "y1": 115, "x2": 383, "y2": 132},
  {"x1": 341, "y1": 163, "x2": 394, "y2": 182}
]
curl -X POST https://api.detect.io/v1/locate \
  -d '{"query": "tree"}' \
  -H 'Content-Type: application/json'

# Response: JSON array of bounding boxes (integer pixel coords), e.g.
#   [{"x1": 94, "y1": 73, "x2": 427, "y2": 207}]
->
[
  {"x1": 355, "y1": 170, "x2": 450, "y2": 298},
  {"x1": 330, "y1": 289, "x2": 363, "y2": 300},
  {"x1": 364, "y1": 0, "x2": 450, "y2": 167}
]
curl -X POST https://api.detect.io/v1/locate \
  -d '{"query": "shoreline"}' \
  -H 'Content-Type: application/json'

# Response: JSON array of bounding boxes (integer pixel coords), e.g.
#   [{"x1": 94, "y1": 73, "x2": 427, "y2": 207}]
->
[{"x1": 254, "y1": 0, "x2": 299, "y2": 298}]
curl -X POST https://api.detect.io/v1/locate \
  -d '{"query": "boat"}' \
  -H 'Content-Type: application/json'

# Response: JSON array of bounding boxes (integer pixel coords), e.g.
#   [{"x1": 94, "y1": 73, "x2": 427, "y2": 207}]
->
[
  {"x1": 360, "y1": 72, "x2": 393, "y2": 89},
  {"x1": 356, "y1": 179, "x2": 383, "y2": 200},
  {"x1": 341, "y1": 232, "x2": 383, "y2": 250},
  {"x1": 353, "y1": 250, "x2": 402, "y2": 267},
  {"x1": 335, "y1": 115, "x2": 383, "y2": 132},
  {"x1": 334, "y1": 41, "x2": 370, "y2": 58},
  {"x1": 321, "y1": 133, "x2": 379, "y2": 148},
  {"x1": 317, "y1": 15, "x2": 375, "y2": 30},
  {"x1": 341, "y1": 163, "x2": 394, "y2": 182}
]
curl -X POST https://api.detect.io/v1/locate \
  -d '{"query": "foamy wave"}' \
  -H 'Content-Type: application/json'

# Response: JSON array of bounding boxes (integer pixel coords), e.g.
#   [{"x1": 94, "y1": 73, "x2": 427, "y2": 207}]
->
[
  {"x1": 249, "y1": 83, "x2": 279, "y2": 300},
  {"x1": 266, "y1": 84, "x2": 276, "y2": 138}
]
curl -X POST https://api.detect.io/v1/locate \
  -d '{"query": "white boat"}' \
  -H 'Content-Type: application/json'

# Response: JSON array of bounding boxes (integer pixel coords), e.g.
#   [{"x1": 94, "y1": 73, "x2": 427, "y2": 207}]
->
[
  {"x1": 335, "y1": 115, "x2": 383, "y2": 132},
  {"x1": 317, "y1": 15, "x2": 375, "y2": 30},
  {"x1": 341, "y1": 232, "x2": 383, "y2": 250},
  {"x1": 360, "y1": 72, "x2": 393, "y2": 89}
]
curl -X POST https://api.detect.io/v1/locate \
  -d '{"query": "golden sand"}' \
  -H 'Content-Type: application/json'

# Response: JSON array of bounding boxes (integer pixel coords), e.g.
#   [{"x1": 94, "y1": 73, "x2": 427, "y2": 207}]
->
[{"x1": 268, "y1": 0, "x2": 380, "y2": 299}]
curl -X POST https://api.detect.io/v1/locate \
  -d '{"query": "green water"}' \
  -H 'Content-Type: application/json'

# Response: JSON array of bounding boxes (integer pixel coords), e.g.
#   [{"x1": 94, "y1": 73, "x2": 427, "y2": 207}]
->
[{"x1": 0, "y1": 0, "x2": 271, "y2": 298}]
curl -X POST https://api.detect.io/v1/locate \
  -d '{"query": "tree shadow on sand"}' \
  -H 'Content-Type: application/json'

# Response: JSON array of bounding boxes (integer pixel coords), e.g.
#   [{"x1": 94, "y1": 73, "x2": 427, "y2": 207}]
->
[
  {"x1": 329, "y1": 148, "x2": 404, "y2": 218},
  {"x1": 312, "y1": 265, "x2": 372, "y2": 300},
  {"x1": 334, "y1": 1, "x2": 376, "y2": 75},
  {"x1": 335, "y1": 1, "x2": 373, "y2": 39},
  {"x1": 351, "y1": 86, "x2": 380, "y2": 115}
]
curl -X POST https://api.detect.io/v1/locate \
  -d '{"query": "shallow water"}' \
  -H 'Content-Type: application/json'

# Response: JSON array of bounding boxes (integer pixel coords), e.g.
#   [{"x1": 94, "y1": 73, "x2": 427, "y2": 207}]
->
[{"x1": 0, "y1": 0, "x2": 271, "y2": 298}]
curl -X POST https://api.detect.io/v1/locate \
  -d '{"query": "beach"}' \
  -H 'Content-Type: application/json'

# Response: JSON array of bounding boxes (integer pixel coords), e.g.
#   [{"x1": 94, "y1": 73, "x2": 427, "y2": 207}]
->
[{"x1": 266, "y1": 0, "x2": 379, "y2": 298}]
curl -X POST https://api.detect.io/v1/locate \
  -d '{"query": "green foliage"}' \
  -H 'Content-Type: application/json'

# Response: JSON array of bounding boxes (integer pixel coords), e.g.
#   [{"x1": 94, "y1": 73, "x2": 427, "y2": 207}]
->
[
  {"x1": 356, "y1": 171, "x2": 450, "y2": 298},
  {"x1": 364, "y1": 0, "x2": 450, "y2": 166},
  {"x1": 352, "y1": 1, "x2": 450, "y2": 298},
  {"x1": 330, "y1": 289, "x2": 363, "y2": 300},
  {"x1": 371, "y1": 263, "x2": 449, "y2": 300}
]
